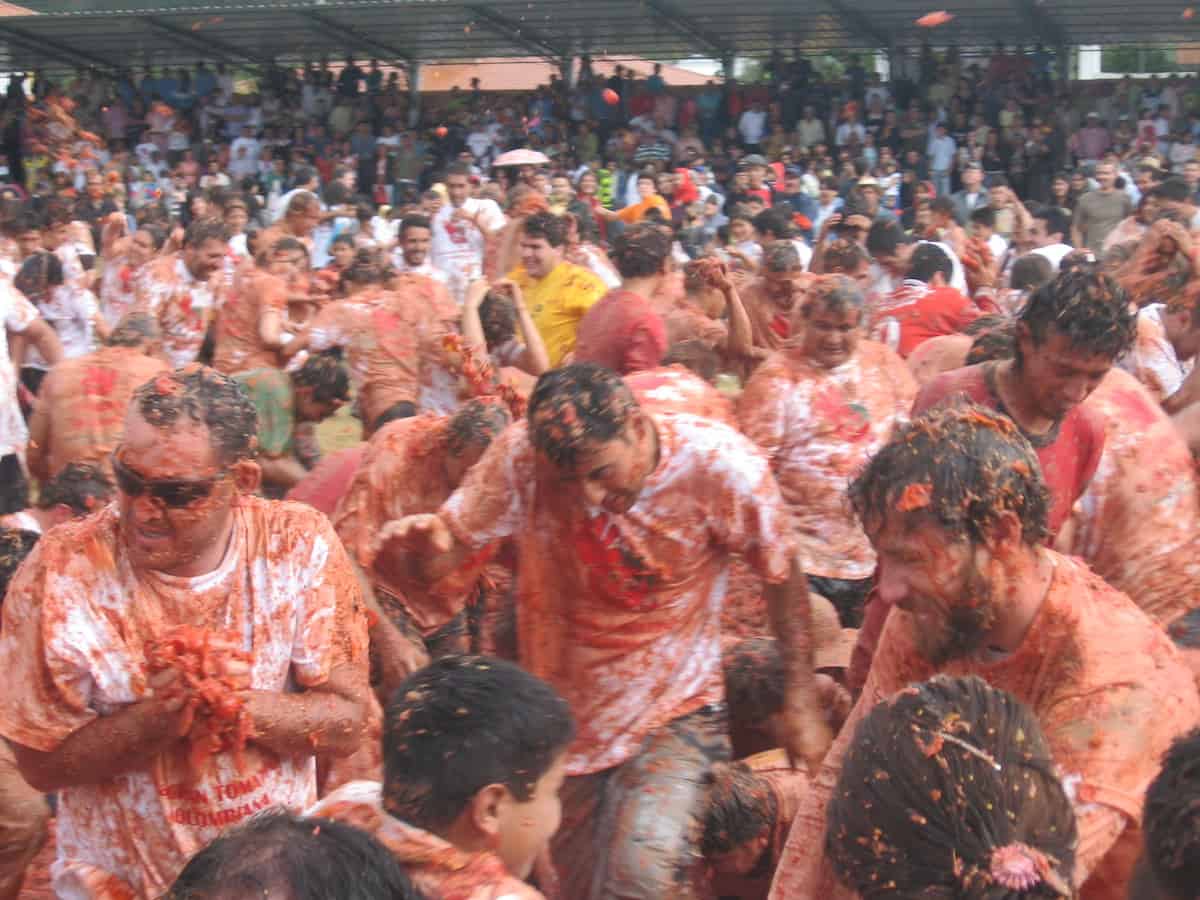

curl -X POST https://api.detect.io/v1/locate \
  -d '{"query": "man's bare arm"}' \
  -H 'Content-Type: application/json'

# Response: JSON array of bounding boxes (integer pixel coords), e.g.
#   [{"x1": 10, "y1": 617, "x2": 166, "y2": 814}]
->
[
  {"x1": 12, "y1": 698, "x2": 186, "y2": 793},
  {"x1": 764, "y1": 555, "x2": 833, "y2": 774},
  {"x1": 240, "y1": 664, "x2": 368, "y2": 759}
]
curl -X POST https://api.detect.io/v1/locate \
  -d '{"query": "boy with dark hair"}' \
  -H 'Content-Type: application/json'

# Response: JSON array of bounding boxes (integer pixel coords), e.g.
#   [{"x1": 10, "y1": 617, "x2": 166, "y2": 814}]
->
[
  {"x1": 168, "y1": 811, "x2": 426, "y2": 900},
  {"x1": 311, "y1": 656, "x2": 574, "y2": 899},
  {"x1": 0, "y1": 462, "x2": 113, "y2": 535},
  {"x1": 870, "y1": 242, "x2": 980, "y2": 358},
  {"x1": 1138, "y1": 728, "x2": 1200, "y2": 900}
]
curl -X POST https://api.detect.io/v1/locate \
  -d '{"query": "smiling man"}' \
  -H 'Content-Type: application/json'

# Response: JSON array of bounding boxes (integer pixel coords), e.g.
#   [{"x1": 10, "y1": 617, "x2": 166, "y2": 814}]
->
[
  {"x1": 0, "y1": 366, "x2": 370, "y2": 898},
  {"x1": 739, "y1": 276, "x2": 916, "y2": 627},
  {"x1": 374, "y1": 363, "x2": 830, "y2": 899},
  {"x1": 769, "y1": 403, "x2": 1200, "y2": 900},
  {"x1": 507, "y1": 211, "x2": 607, "y2": 366}
]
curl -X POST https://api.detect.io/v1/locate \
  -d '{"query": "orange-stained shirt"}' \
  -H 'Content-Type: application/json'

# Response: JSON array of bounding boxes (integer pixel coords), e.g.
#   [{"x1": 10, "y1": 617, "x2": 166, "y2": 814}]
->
[
  {"x1": 334, "y1": 415, "x2": 494, "y2": 635},
  {"x1": 740, "y1": 341, "x2": 916, "y2": 580},
  {"x1": 97, "y1": 254, "x2": 141, "y2": 331},
  {"x1": 287, "y1": 445, "x2": 366, "y2": 517},
  {"x1": 914, "y1": 362, "x2": 1105, "y2": 539},
  {"x1": 133, "y1": 254, "x2": 222, "y2": 369},
  {"x1": 626, "y1": 365, "x2": 735, "y2": 425},
  {"x1": 870, "y1": 280, "x2": 980, "y2": 358},
  {"x1": 614, "y1": 194, "x2": 671, "y2": 225},
  {"x1": 1066, "y1": 368, "x2": 1200, "y2": 626},
  {"x1": 359, "y1": 278, "x2": 460, "y2": 426},
  {"x1": 441, "y1": 414, "x2": 794, "y2": 775},
  {"x1": 26, "y1": 346, "x2": 167, "y2": 480},
  {"x1": 307, "y1": 290, "x2": 386, "y2": 392},
  {"x1": 310, "y1": 781, "x2": 545, "y2": 900},
  {"x1": 0, "y1": 497, "x2": 370, "y2": 898},
  {"x1": 212, "y1": 265, "x2": 288, "y2": 375},
  {"x1": 1117, "y1": 303, "x2": 1192, "y2": 403},
  {"x1": 769, "y1": 553, "x2": 1200, "y2": 900}
]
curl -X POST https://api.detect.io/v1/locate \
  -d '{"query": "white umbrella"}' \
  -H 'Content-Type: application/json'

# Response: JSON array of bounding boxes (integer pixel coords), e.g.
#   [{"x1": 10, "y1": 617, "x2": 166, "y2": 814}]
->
[{"x1": 492, "y1": 148, "x2": 551, "y2": 167}]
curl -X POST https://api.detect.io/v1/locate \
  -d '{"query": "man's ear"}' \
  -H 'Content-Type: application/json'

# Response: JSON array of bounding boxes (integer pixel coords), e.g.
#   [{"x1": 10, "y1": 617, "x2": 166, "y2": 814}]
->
[{"x1": 466, "y1": 783, "x2": 509, "y2": 842}]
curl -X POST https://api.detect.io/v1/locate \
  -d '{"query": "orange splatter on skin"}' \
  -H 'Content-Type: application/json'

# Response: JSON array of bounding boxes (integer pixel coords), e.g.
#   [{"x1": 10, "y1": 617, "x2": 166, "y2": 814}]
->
[{"x1": 895, "y1": 482, "x2": 933, "y2": 512}]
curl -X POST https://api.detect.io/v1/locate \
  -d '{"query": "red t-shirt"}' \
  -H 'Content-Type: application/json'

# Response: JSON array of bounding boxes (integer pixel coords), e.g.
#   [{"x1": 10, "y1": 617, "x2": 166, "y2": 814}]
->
[
  {"x1": 870, "y1": 281, "x2": 980, "y2": 359},
  {"x1": 573, "y1": 289, "x2": 668, "y2": 375},
  {"x1": 913, "y1": 362, "x2": 1105, "y2": 538}
]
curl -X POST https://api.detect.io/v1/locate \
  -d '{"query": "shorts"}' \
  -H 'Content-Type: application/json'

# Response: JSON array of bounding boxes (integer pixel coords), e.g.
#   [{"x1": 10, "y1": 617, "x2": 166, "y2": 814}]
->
[
  {"x1": 807, "y1": 574, "x2": 873, "y2": 628},
  {"x1": 553, "y1": 705, "x2": 730, "y2": 900}
]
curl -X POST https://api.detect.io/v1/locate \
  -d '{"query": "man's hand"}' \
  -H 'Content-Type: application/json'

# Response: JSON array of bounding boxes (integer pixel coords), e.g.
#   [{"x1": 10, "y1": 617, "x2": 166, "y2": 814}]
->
[
  {"x1": 779, "y1": 702, "x2": 834, "y2": 777},
  {"x1": 375, "y1": 514, "x2": 454, "y2": 559}
]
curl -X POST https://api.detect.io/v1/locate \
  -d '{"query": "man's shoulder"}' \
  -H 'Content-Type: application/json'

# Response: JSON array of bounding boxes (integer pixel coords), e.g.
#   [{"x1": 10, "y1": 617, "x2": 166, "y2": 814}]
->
[{"x1": 915, "y1": 362, "x2": 990, "y2": 413}]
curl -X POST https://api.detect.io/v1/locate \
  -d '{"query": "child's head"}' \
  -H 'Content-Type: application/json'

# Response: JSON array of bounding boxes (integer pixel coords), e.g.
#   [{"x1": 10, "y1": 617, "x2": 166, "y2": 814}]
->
[
  {"x1": 702, "y1": 761, "x2": 778, "y2": 877},
  {"x1": 969, "y1": 205, "x2": 997, "y2": 241},
  {"x1": 1141, "y1": 727, "x2": 1200, "y2": 900},
  {"x1": 383, "y1": 656, "x2": 575, "y2": 879},
  {"x1": 330, "y1": 233, "x2": 356, "y2": 269},
  {"x1": 167, "y1": 811, "x2": 424, "y2": 900},
  {"x1": 826, "y1": 675, "x2": 1076, "y2": 898}
]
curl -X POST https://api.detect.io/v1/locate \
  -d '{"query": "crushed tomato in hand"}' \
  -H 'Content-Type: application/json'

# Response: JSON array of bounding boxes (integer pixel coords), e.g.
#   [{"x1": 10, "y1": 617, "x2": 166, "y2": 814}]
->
[{"x1": 144, "y1": 625, "x2": 254, "y2": 772}]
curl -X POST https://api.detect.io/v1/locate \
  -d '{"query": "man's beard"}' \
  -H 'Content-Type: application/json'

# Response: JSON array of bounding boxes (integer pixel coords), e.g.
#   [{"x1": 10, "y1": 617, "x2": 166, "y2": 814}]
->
[{"x1": 916, "y1": 560, "x2": 997, "y2": 667}]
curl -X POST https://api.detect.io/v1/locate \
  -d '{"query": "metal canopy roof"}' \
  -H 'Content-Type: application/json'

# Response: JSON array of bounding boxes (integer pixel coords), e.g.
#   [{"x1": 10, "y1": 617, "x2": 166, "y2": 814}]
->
[{"x1": 0, "y1": 1, "x2": 1194, "y2": 74}]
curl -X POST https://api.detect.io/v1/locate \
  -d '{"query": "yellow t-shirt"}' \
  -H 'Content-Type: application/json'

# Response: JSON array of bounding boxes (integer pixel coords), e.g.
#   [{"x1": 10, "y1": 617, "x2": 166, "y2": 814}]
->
[{"x1": 509, "y1": 261, "x2": 608, "y2": 366}]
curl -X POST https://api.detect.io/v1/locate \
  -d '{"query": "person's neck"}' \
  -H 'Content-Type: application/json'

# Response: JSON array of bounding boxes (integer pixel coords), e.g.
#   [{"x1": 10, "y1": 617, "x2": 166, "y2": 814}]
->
[
  {"x1": 983, "y1": 545, "x2": 1055, "y2": 654},
  {"x1": 621, "y1": 275, "x2": 660, "y2": 300},
  {"x1": 995, "y1": 359, "x2": 1057, "y2": 434}
]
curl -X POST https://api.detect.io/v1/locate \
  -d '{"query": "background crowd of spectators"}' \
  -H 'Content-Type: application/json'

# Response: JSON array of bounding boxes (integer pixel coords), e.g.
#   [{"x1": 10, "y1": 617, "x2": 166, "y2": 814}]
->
[{"x1": 0, "y1": 43, "x2": 1198, "y2": 264}]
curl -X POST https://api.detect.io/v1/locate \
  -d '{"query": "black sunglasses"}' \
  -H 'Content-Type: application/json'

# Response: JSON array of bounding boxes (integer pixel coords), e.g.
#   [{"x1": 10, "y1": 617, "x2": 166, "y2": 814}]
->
[{"x1": 112, "y1": 454, "x2": 225, "y2": 509}]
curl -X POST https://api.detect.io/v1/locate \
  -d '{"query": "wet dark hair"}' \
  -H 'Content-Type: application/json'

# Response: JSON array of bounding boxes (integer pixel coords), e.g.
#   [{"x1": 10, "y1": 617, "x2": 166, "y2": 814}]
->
[
  {"x1": 702, "y1": 761, "x2": 778, "y2": 860},
  {"x1": 133, "y1": 367, "x2": 259, "y2": 465},
  {"x1": 291, "y1": 351, "x2": 350, "y2": 406},
  {"x1": 1143, "y1": 728, "x2": 1200, "y2": 900},
  {"x1": 183, "y1": 219, "x2": 228, "y2": 248},
  {"x1": 0, "y1": 528, "x2": 39, "y2": 602},
  {"x1": 827, "y1": 675, "x2": 1076, "y2": 899},
  {"x1": 970, "y1": 206, "x2": 997, "y2": 229},
  {"x1": 1032, "y1": 206, "x2": 1070, "y2": 242},
  {"x1": 107, "y1": 312, "x2": 159, "y2": 348},
  {"x1": 527, "y1": 363, "x2": 638, "y2": 469},
  {"x1": 822, "y1": 238, "x2": 869, "y2": 275},
  {"x1": 330, "y1": 233, "x2": 355, "y2": 250},
  {"x1": 383, "y1": 655, "x2": 574, "y2": 831},
  {"x1": 341, "y1": 249, "x2": 384, "y2": 288},
  {"x1": 930, "y1": 195, "x2": 956, "y2": 217},
  {"x1": 966, "y1": 323, "x2": 1017, "y2": 366},
  {"x1": 1157, "y1": 177, "x2": 1193, "y2": 204},
  {"x1": 849, "y1": 402, "x2": 1051, "y2": 546},
  {"x1": 662, "y1": 339, "x2": 720, "y2": 382},
  {"x1": 800, "y1": 274, "x2": 865, "y2": 319},
  {"x1": 1010, "y1": 254, "x2": 1054, "y2": 293},
  {"x1": 610, "y1": 222, "x2": 672, "y2": 279},
  {"x1": 139, "y1": 223, "x2": 168, "y2": 251},
  {"x1": 479, "y1": 291, "x2": 516, "y2": 347},
  {"x1": 763, "y1": 240, "x2": 801, "y2": 273},
  {"x1": 907, "y1": 242, "x2": 953, "y2": 284},
  {"x1": 15, "y1": 251, "x2": 63, "y2": 299},
  {"x1": 866, "y1": 220, "x2": 912, "y2": 258},
  {"x1": 521, "y1": 211, "x2": 567, "y2": 248},
  {"x1": 38, "y1": 463, "x2": 113, "y2": 516},
  {"x1": 399, "y1": 214, "x2": 431, "y2": 237},
  {"x1": 724, "y1": 637, "x2": 785, "y2": 727},
  {"x1": 445, "y1": 399, "x2": 512, "y2": 458},
  {"x1": 167, "y1": 810, "x2": 425, "y2": 900},
  {"x1": 751, "y1": 208, "x2": 793, "y2": 241},
  {"x1": 1017, "y1": 267, "x2": 1135, "y2": 367}
]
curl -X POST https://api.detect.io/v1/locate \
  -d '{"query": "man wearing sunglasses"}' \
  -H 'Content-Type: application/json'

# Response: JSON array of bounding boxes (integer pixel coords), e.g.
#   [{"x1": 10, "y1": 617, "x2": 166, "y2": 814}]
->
[{"x1": 0, "y1": 366, "x2": 372, "y2": 898}]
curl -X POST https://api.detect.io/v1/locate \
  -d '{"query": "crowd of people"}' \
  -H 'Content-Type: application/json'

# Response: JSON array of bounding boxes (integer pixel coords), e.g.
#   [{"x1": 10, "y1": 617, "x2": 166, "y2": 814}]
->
[{"x1": 0, "y1": 38, "x2": 1197, "y2": 900}]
